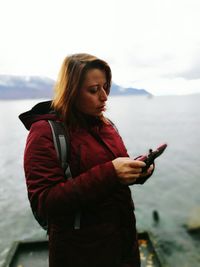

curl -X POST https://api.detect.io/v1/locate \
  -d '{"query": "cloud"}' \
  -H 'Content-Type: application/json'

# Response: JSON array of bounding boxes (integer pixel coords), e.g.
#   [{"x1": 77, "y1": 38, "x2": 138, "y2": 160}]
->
[{"x1": 169, "y1": 60, "x2": 200, "y2": 80}]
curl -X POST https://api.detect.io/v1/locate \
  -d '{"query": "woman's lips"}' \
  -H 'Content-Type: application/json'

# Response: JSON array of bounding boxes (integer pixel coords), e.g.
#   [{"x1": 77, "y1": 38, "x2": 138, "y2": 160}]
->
[{"x1": 98, "y1": 105, "x2": 106, "y2": 111}]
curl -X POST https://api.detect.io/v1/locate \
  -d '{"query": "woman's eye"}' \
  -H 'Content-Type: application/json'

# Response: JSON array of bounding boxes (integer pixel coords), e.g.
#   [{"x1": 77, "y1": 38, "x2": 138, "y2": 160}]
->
[{"x1": 89, "y1": 87, "x2": 98, "y2": 93}]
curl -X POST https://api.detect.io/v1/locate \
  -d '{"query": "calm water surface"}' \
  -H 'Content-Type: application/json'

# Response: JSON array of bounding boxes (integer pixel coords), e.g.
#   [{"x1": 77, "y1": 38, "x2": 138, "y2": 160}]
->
[{"x1": 0, "y1": 95, "x2": 200, "y2": 266}]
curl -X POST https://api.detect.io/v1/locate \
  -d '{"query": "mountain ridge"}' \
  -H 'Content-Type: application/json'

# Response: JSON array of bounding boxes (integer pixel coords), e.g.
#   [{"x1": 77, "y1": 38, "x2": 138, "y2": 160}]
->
[{"x1": 0, "y1": 75, "x2": 151, "y2": 99}]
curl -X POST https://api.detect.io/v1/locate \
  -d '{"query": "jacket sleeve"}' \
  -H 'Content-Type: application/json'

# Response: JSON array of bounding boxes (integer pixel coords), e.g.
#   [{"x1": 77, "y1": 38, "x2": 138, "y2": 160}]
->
[{"x1": 24, "y1": 120, "x2": 120, "y2": 218}]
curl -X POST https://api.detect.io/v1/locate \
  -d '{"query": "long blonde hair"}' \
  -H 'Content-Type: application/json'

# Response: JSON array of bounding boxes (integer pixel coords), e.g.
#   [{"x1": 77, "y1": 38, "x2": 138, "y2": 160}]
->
[{"x1": 52, "y1": 53, "x2": 112, "y2": 126}]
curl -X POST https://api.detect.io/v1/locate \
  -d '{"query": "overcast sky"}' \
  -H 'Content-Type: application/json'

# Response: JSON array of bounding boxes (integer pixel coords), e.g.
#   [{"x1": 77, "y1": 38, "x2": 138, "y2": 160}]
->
[{"x1": 1, "y1": 0, "x2": 200, "y2": 95}]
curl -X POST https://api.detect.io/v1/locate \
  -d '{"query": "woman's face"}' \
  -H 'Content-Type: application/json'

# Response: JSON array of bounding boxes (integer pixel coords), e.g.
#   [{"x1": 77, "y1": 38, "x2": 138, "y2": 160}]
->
[{"x1": 76, "y1": 68, "x2": 108, "y2": 117}]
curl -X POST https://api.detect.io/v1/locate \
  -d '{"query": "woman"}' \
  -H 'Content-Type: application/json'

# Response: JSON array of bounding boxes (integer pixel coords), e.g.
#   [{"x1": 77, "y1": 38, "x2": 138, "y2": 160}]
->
[{"x1": 19, "y1": 53, "x2": 154, "y2": 267}]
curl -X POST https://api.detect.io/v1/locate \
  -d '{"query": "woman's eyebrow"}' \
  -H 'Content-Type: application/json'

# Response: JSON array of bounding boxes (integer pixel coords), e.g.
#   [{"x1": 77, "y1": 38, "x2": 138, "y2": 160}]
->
[
  {"x1": 88, "y1": 83, "x2": 98, "y2": 87},
  {"x1": 88, "y1": 82, "x2": 107, "y2": 87}
]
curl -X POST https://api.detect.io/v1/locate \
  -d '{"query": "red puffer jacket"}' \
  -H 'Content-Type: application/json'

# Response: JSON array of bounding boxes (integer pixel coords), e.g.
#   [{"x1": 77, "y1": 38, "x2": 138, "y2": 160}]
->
[{"x1": 20, "y1": 101, "x2": 141, "y2": 267}]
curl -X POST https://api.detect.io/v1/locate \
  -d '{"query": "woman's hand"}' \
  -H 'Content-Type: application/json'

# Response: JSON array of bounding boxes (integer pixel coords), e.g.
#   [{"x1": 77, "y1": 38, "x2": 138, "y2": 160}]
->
[
  {"x1": 140, "y1": 164, "x2": 154, "y2": 177},
  {"x1": 112, "y1": 157, "x2": 147, "y2": 185}
]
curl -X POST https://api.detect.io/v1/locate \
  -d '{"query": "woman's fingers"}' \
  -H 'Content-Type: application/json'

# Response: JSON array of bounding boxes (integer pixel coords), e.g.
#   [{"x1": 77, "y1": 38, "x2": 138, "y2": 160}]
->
[
  {"x1": 119, "y1": 174, "x2": 140, "y2": 185},
  {"x1": 140, "y1": 164, "x2": 154, "y2": 177},
  {"x1": 129, "y1": 160, "x2": 146, "y2": 169},
  {"x1": 112, "y1": 157, "x2": 147, "y2": 185}
]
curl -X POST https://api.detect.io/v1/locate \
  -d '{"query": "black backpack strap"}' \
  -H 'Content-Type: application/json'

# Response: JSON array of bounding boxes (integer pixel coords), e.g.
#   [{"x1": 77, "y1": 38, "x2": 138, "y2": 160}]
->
[
  {"x1": 48, "y1": 120, "x2": 81, "y2": 229},
  {"x1": 48, "y1": 120, "x2": 72, "y2": 179}
]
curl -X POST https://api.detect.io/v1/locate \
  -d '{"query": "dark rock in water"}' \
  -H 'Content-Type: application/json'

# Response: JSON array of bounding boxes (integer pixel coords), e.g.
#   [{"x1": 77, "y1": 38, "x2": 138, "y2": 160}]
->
[
  {"x1": 152, "y1": 210, "x2": 160, "y2": 224},
  {"x1": 186, "y1": 226, "x2": 200, "y2": 241}
]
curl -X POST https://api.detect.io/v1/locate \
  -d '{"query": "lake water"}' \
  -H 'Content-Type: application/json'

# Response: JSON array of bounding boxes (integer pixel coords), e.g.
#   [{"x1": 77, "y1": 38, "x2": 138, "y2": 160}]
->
[{"x1": 0, "y1": 95, "x2": 200, "y2": 267}]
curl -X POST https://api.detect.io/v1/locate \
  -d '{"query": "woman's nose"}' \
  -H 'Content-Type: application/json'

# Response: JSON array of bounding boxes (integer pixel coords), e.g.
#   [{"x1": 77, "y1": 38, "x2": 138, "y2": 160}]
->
[{"x1": 99, "y1": 88, "x2": 108, "y2": 101}]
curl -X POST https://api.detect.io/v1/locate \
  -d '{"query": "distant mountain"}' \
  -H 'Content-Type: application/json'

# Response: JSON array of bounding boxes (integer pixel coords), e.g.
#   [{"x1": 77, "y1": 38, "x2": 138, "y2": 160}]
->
[
  {"x1": 0, "y1": 75, "x2": 55, "y2": 99},
  {"x1": 0, "y1": 75, "x2": 151, "y2": 99},
  {"x1": 110, "y1": 83, "x2": 151, "y2": 96}
]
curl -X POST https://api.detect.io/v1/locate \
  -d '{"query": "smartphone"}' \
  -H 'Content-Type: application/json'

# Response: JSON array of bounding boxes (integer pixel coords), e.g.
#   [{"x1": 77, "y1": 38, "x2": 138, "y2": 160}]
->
[{"x1": 135, "y1": 143, "x2": 167, "y2": 172}]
